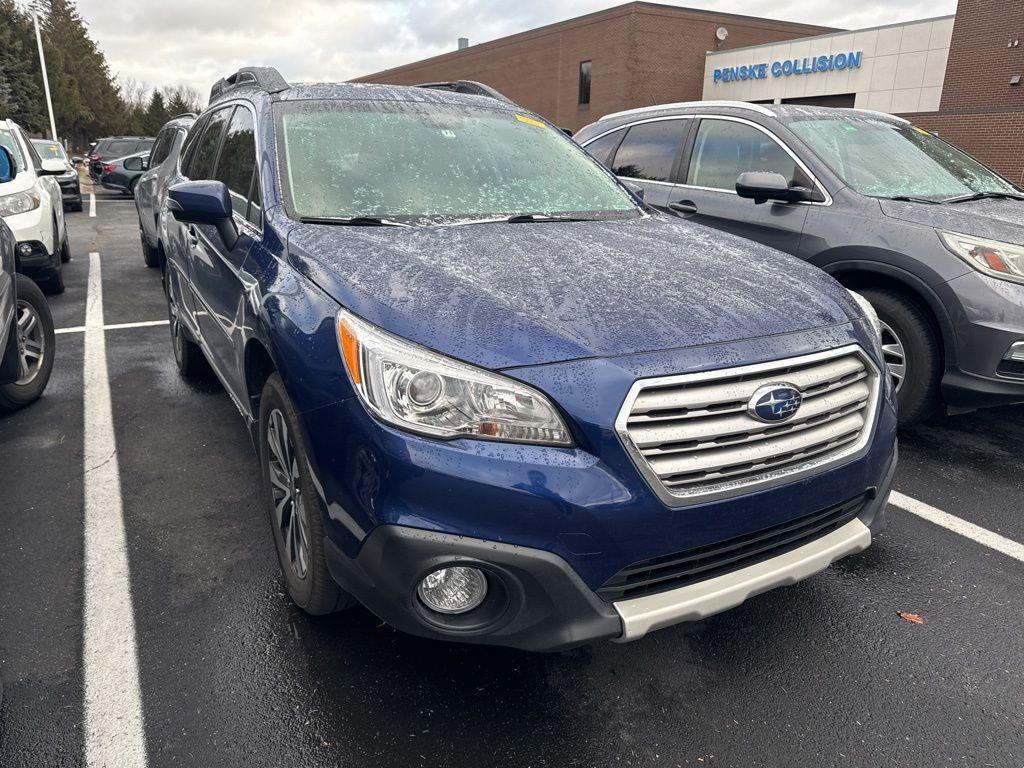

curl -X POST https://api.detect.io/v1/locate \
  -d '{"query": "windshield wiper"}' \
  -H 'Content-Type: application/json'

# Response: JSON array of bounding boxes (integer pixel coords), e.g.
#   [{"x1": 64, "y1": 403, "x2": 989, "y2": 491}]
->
[
  {"x1": 884, "y1": 195, "x2": 943, "y2": 205},
  {"x1": 941, "y1": 190, "x2": 1024, "y2": 204},
  {"x1": 299, "y1": 216, "x2": 412, "y2": 227},
  {"x1": 504, "y1": 214, "x2": 599, "y2": 223}
]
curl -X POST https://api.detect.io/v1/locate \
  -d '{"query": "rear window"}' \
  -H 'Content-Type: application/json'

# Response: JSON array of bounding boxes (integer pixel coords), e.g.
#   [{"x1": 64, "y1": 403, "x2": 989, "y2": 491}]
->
[
  {"x1": 102, "y1": 140, "x2": 138, "y2": 157},
  {"x1": 611, "y1": 121, "x2": 688, "y2": 182}
]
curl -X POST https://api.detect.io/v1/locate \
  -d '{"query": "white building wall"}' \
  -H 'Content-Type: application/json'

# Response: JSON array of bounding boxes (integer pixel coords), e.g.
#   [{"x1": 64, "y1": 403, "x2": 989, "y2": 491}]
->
[{"x1": 702, "y1": 16, "x2": 955, "y2": 114}]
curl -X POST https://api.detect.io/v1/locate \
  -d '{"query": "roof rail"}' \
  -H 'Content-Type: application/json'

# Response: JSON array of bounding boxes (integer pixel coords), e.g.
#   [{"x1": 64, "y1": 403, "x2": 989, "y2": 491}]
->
[
  {"x1": 602, "y1": 100, "x2": 775, "y2": 121},
  {"x1": 210, "y1": 66, "x2": 289, "y2": 103},
  {"x1": 847, "y1": 108, "x2": 910, "y2": 124},
  {"x1": 414, "y1": 80, "x2": 514, "y2": 105},
  {"x1": 168, "y1": 112, "x2": 198, "y2": 121}
]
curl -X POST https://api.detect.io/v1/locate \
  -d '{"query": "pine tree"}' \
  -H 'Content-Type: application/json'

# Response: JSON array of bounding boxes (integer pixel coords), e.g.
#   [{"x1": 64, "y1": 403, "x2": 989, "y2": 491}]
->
[
  {"x1": 0, "y1": 0, "x2": 47, "y2": 133},
  {"x1": 143, "y1": 90, "x2": 168, "y2": 134}
]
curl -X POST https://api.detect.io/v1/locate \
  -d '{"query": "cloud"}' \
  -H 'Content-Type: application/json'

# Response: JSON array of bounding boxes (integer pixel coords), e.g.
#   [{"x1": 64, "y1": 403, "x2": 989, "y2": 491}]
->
[{"x1": 77, "y1": 0, "x2": 957, "y2": 98}]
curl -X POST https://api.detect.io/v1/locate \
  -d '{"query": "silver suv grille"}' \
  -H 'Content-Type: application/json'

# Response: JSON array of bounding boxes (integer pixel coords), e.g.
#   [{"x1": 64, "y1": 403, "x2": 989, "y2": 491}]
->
[{"x1": 615, "y1": 346, "x2": 881, "y2": 505}]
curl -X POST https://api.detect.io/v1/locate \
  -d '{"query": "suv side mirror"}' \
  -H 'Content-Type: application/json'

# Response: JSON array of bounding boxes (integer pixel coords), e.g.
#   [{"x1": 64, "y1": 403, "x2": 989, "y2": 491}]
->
[
  {"x1": 71, "y1": 155, "x2": 84, "y2": 166},
  {"x1": 168, "y1": 180, "x2": 238, "y2": 249},
  {"x1": 123, "y1": 156, "x2": 148, "y2": 172},
  {"x1": 0, "y1": 146, "x2": 16, "y2": 183},
  {"x1": 736, "y1": 171, "x2": 814, "y2": 205},
  {"x1": 39, "y1": 158, "x2": 66, "y2": 176}
]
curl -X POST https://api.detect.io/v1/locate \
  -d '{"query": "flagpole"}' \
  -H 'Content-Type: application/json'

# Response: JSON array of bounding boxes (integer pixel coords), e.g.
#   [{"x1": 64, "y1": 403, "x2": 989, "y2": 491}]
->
[{"x1": 32, "y1": 11, "x2": 58, "y2": 141}]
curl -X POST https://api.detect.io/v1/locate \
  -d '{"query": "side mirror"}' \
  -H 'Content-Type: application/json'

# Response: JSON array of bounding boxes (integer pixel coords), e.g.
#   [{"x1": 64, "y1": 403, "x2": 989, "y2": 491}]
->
[
  {"x1": 39, "y1": 158, "x2": 66, "y2": 175},
  {"x1": 71, "y1": 155, "x2": 83, "y2": 166},
  {"x1": 736, "y1": 171, "x2": 814, "y2": 205},
  {"x1": 622, "y1": 181, "x2": 645, "y2": 202},
  {"x1": 0, "y1": 146, "x2": 16, "y2": 183},
  {"x1": 123, "y1": 156, "x2": 147, "y2": 171},
  {"x1": 168, "y1": 180, "x2": 238, "y2": 249}
]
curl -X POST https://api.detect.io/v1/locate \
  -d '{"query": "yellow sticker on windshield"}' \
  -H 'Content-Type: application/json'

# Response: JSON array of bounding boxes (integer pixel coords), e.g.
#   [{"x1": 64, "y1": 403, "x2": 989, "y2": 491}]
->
[{"x1": 515, "y1": 114, "x2": 546, "y2": 129}]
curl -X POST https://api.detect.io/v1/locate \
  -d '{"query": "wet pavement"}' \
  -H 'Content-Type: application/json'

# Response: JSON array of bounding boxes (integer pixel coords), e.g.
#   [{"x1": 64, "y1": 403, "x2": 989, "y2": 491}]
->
[{"x1": 1, "y1": 193, "x2": 1022, "y2": 767}]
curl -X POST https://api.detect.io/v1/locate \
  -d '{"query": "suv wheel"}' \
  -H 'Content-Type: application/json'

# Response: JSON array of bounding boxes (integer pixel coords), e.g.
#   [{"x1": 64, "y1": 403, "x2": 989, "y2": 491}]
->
[
  {"x1": 259, "y1": 373, "x2": 355, "y2": 615},
  {"x1": 166, "y1": 270, "x2": 207, "y2": 377},
  {"x1": 0, "y1": 275, "x2": 56, "y2": 412},
  {"x1": 140, "y1": 219, "x2": 160, "y2": 268},
  {"x1": 59, "y1": 233, "x2": 71, "y2": 264},
  {"x1": 860, "y1": 288, "x2": 941, "y2": 425}
]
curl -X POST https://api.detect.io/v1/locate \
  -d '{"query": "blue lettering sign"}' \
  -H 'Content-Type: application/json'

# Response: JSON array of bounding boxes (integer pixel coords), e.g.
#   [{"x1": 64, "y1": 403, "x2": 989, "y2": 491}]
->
[{"x1": 714, "y1": 50, "x2": 864, "y2": 84}]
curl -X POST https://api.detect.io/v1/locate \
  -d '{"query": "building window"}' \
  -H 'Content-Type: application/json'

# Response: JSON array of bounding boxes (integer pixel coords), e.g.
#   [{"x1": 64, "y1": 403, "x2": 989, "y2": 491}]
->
[{"x1": 578, "y1": 60, "x2": 591, "y2": 106}]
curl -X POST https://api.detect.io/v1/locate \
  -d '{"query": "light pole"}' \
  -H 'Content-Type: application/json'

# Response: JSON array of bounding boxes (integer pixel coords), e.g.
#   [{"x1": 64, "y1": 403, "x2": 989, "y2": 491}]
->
[{"x1": 31, "y1": 10, "x2": 58, "y2": 141}]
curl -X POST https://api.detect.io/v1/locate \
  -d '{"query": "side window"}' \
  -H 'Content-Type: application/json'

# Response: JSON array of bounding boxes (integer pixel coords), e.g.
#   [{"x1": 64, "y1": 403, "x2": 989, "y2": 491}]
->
[
  {"x1": 583, "y1": 128, "x2": 625, "y2": 168},
  {"x1": 179, "y1": 116, "x2": 209, "y2": 175},
  {"x1": 187, "y1": 108, "x2": 230, "y2": 180},
  {"x1": 611, "y1": 120, "x2": 688, "y2": 182},
  {"x1": 149, "y1": 129, "x2": 172, "y2": 166},
  {"x1": 686, "y1": 119, "x2": 805, "y2": 191},
  {"x1": 18, "y1": 128, "x2": 41, "y2": 171},
  {"x1": 214, "y1": 106, "x2": 259, "y2": 222}
]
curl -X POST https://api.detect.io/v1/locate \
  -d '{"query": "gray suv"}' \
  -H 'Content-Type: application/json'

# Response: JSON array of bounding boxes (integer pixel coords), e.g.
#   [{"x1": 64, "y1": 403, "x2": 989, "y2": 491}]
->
[{"x1": 576, "y1": 102, "x2": 1024, "y2": 424}]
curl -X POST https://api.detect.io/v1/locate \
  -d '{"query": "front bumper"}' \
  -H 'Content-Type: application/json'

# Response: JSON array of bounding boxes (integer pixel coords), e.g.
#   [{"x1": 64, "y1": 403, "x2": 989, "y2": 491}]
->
[
  {"x1": 941, "y1": 271, "x2": 1024, "y2": 411},
  {"x1": 301, "y1": 325, "x2": 898, "y2": 651},
  {"x1": 324, "y1": 449, "x2": 895, "y2": 651}
]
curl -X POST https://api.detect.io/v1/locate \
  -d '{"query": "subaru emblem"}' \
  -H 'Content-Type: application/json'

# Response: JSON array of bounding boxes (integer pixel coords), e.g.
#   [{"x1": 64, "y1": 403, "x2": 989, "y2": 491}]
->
[{"x1": 748, "y1": 383, "x2": 803, "y2": 423}]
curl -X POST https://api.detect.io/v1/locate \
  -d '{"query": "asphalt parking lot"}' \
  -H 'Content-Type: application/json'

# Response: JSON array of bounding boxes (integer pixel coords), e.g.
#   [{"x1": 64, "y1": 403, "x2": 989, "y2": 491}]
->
[{"x1": 0, "y1": 189, "x2": 1022, "y2": 768}]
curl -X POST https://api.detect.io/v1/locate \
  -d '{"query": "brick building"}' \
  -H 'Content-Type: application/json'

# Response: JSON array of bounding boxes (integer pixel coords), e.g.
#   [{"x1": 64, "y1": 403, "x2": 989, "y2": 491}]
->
[
  {"x1": 357, "y1": 0, "x2": 1024, "y2": 183},
  {"x1": 355, "y1": 3, "x2": 835, "y2": 131}
]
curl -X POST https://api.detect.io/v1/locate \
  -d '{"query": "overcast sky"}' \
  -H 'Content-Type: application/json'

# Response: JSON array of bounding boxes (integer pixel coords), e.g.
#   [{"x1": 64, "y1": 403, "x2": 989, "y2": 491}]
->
[{"x1": 75, "y1": 0, "x2": 958, "y2": 98}]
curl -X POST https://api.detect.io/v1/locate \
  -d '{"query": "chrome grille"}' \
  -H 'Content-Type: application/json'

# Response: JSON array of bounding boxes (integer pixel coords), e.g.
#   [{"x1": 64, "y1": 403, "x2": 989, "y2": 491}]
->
[{"x1": 616, "y1": 346, "x2": 880, "y2": 505}]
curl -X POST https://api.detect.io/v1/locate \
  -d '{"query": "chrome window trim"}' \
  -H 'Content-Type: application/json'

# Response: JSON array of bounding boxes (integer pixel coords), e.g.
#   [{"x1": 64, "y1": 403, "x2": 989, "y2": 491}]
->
[
  {"x1": 585, "y1": 113, "x2": 832, "y2": 207},
  {"x1": 614, "y1": 344, "x2": 881, "y2": 508}
]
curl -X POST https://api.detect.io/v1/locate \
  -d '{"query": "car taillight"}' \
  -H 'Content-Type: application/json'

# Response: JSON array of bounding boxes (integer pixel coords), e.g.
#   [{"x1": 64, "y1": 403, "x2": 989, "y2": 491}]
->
[{"x1": 102, "y1": 164, "x2": 115, "y2": 172}]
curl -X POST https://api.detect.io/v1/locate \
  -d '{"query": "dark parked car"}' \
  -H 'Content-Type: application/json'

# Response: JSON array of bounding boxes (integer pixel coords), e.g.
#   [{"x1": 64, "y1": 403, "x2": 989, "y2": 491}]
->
[
  {"x1": 135, "y1": 113, "x2": 196, "y2": 268},
  {"x1": 576, "y1": 102, "x2": 1024, "y2": 424},
  {"x1": 88, "y1": 136, "x2": 154, "y2": 181},
  {"x1": 161, "y1": 68, "x2": 896, "y2": 651},
  {"x1": 31, "y1": 138, "x2": 83, "y2": 212},
  {"x1": 99, "y1": 151, "x2": 149, "y2": 196},
  {"x1": 0, "y1": 146, "x2": 55, "y2": 412}
]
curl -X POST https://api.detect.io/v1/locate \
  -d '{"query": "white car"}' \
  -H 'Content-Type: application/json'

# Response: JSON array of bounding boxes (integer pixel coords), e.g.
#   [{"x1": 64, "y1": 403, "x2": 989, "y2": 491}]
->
[{"x1": 0, "y1": 119, "x2": 70, "y2": 294}]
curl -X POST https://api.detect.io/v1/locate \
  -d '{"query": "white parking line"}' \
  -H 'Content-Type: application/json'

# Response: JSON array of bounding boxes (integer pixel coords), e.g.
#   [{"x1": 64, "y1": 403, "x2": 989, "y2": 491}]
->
[
  {"x1": 89, "y1": 191, "x2": 96, "y2": 218},
  {"x1": 56, "y1": 319, "x2": 169, "y2": 335},
  {"x1": 82, "y1": 251, "x2": 149, "y2": 767},
  {"x1": 890, "y1": 490, "x2": 1024, "y2": 563}
]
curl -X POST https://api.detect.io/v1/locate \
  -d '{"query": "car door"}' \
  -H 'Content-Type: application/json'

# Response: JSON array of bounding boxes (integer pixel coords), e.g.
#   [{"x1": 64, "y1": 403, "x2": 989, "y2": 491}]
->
[
  {"x1": 666, "y1": 117, "x2": 821, "y2": 256},
  {"x1": 602, "y1": 118, "x2": 692, "y2": 210},
  {"x1": 186, "y1": 104, "x2": 259, "y2": 401},
  {"x1": 137, "y1": 128, "x2": 172, "y2": 241}
]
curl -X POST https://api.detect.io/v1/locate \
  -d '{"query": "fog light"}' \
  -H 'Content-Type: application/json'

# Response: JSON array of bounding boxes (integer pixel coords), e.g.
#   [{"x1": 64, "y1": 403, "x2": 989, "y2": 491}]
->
[
  {"x1": 417, "y1": 566, "x2": 487, "y2": 614},
  {"x1": 1006, "y1": 342, "x2": 1024, "y2": 362},
  {"x1": 16, "y1": 243, "x2": 33, "y2": 257}
]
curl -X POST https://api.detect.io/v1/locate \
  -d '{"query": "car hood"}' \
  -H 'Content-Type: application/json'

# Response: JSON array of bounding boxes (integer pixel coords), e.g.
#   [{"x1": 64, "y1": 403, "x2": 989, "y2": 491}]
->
[
  {"x1": 879, "y1": 197, "x2": 1024, "y2": 244},
  {"x1": 287, "y1": 215, "x2": 854, "y2": 370}
]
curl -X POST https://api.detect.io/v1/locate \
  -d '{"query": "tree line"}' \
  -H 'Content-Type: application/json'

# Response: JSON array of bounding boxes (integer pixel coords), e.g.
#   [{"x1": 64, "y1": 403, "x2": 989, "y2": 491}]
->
[{"x1": 0, "y1": 0, "x2": 203, "y2": 151}]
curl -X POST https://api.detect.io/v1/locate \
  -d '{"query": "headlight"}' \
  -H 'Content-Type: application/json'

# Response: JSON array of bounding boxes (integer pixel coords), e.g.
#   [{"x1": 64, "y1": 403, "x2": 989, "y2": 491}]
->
[
  {"x1": 0, "y1": 190, "x2": 41, "y2": 217},
  {"x1": 847, "y1": 290, "x2": 884, "y2": 359},
  {"x1": 939, "y1": 230, "x2": 1024, "y2": 285},
  {"x1": 336, "y1": 309, "x2": 573, "y2": 446}
]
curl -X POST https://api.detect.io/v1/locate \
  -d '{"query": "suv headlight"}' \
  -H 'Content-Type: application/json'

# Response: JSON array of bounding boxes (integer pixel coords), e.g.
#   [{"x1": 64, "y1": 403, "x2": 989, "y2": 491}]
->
[
  {"x1": 0, "y1": 190, "x2": 41, "y2": 217},
  {"x1": 939, "y1": 230, "x2": 1024, "y2": 285},
  {"x1": 336, "y1": 309, "x2": 573, "y2": 446},
  {"x1": 847, "y1": 290, "x2": 884, "y2": 359}
]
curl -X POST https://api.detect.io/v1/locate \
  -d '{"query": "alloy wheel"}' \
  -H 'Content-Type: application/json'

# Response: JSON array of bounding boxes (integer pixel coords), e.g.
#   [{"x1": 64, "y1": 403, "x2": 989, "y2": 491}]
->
[
  {"x1": 879, "y1": 319, "x2": 907, "y2": 394},
  {"x1": 14, "y1": 299, "x2": 45, "y2": 386},
  {"x1": 266, "y1": 409, "x2": 310, "y2": 580}
]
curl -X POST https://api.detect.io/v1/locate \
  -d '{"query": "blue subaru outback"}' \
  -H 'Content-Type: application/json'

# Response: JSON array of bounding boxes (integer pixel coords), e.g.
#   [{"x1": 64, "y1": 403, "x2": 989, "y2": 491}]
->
[{"x1": 160, "y1": 68, "x2": 897, "y2": 650}]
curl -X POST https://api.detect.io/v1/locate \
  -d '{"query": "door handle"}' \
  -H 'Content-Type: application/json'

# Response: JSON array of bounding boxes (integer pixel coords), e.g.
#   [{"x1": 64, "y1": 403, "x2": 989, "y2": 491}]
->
[{"x1": 668, "y1": 200, "x2": 698, "y2": 215}]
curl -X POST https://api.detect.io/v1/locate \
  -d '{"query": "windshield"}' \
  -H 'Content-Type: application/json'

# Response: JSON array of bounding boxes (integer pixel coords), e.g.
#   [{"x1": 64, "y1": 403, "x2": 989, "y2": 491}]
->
[
  {"x1": 275, "y1": 100, "x2": 639, "y2": 223},
  {"x1": 0, "y1": 129, "x2": 26, "y2": 172},
  {"x1": 32, "y1": 140, "x2": 67, "y2": 162},
  {"x1": 788, "y1": 115, "x2": 1017, "y2": 200}
]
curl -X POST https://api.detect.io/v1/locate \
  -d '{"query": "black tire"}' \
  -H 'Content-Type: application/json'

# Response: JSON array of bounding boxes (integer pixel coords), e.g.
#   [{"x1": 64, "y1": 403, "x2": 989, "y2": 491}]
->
[
  {"x1": 68, "y1": 198, "x2": 83, "y2": 212},
  {"x1": 259, "y1": 373, "x2": 355, "y2": 615},
  {"x1": 39, "y1": 222, "x2": 65, "y2": 295},
  {"x1": 128, "y1": 178, "x2": 139, "y2": 198},
  {"x1": 166, "y1": 269, "x2": 208, "y2": 377},
  {"x1": 0, "y1": 275, "x2": 56, "y2": 412},
  {"x1": 59, "y1": 233, "x2": 71, "y2": 263},
  {"x1": 860, "y1": 288, "x2": 942, "y2": 426},
  {"x1": 140, "y1": 220, "x2": 160, "y2": 268}
]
